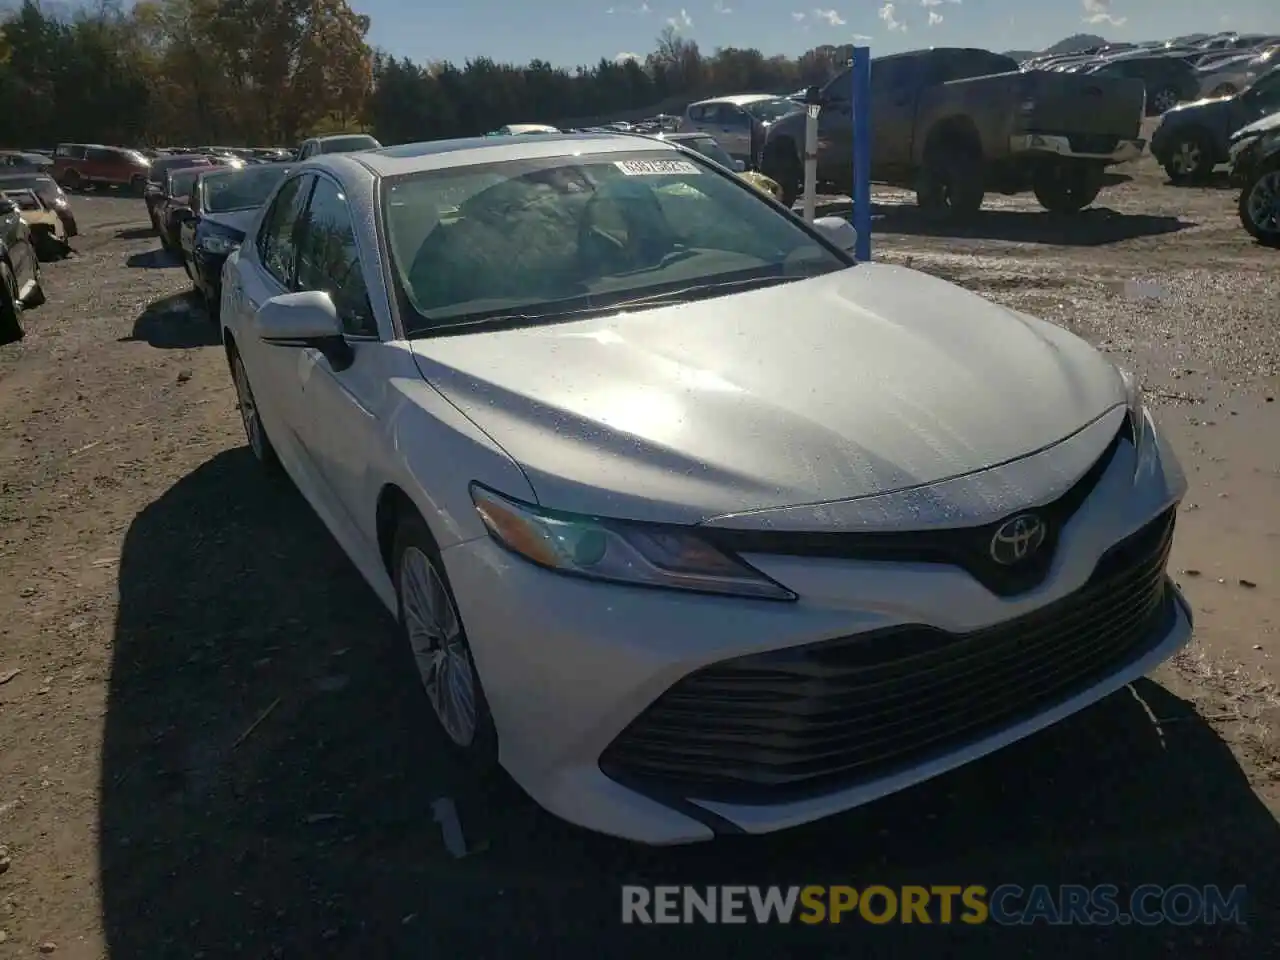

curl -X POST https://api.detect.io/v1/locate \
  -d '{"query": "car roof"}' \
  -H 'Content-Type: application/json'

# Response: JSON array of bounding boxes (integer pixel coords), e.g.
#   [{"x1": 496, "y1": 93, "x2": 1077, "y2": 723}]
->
[
  {"x1": 332, "y1": 133, "x2": 680, "y2": 178},
  {"x1": 689, "y1": 93, "x2": 778, "y2": 107}
]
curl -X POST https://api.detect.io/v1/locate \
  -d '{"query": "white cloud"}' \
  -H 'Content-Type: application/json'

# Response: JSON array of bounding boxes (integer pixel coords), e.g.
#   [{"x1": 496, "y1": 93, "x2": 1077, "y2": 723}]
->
[
  {"x1": 713, "y1": 0, "x2": 732, "y2": 11},
  {"x1": 851, "y1": 32, "x2": 872, "y2": 40},
  {"x1": 1081, "y1": 0, "x2": 1126, "y2": 26},
  {"x1": 792, "y1": 10, "x2": 806, "y2": 19},
  {"x1": 667, "y1": 6, "x2": 693, "y2": 28},
  {"x1": 639, "y1": 1, "x2": 652, "y2": 10},
  {"x1": 812, "y1": 7, "x2": 845, "y2": 25},
  {"x1": 928, "y1": 10, "x2": 942, "y2": 24},
  {"x1": 615, "y1": 51, "x2": 642, "y2": 62},
  {"x1": 879, "y1": 1, "x2": 906, "y2": 31}
]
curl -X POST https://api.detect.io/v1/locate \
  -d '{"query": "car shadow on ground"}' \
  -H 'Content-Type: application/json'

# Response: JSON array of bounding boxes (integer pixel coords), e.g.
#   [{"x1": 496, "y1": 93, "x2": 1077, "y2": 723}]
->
[
  {"x1": 118, "y1": 292, "x2": 218, "y2": 348},
  {"x1": 1161, "y1": 171, "x2": 1238, "y2": 191},
  {"x1": 115, "y1": 226, "x2": 157, "y2": 241},
  {"x1": 866, "y1": 203, "x2": 1194, "y2": 247},
  {"x1": 126, "y1": 248, "x2": 183, "y2": 269},
  {"x1": 99, "y1": 449, "x2": 1280, "y2": 959}
]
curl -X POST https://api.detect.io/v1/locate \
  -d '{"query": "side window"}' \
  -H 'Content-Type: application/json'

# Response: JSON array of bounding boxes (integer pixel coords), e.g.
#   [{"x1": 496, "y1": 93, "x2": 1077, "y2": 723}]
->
[
  {"x1": 86, "y1": 147, "x2": 114, "y2": 163},
  {"x1": 294, "y1": 176, "x2": 376, "y2": 337},
  {"x1": 716, "y1": 105, "x2": 751, "y2": 127},
  {"x1": 687, "y1": 105, "x2": 707, "y2": 123},
  {"x1": 1249, "y1": 72, "x2": 1280, "y2": 110},
  {"x1": 256, "y1": 174, "x2": 313, "y2": 288}
]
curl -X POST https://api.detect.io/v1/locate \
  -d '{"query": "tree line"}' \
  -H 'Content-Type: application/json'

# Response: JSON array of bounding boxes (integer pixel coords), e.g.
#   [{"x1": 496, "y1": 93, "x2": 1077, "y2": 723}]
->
[{"x1": 0, "y1": 0, "x2": 856, "y2": 148}]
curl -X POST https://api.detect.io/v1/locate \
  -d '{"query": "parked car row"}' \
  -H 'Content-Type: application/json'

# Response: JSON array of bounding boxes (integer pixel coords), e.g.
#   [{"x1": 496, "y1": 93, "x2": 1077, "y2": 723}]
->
[
  {"x1": 0, "y1": 184, "x2": 54, "y2": 345},
  {"x1": 1022, "y1": 31, "x2": 1280, "y2": 115},
  {"x1": 1230, "y1": 109, "x2": 1280, "y2": 246}
]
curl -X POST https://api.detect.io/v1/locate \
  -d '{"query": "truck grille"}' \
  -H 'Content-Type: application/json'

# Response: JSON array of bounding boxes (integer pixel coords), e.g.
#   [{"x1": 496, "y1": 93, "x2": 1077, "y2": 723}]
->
[{"x1": 600, "y1": 508, "x2": 1177, "y2": 805}]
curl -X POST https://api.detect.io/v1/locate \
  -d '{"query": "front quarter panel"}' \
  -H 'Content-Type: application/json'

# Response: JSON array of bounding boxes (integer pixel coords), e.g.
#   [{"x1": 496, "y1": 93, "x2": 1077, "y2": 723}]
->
[{"x1": 383, "y1": 368, "x2": 537, "y2": 550}]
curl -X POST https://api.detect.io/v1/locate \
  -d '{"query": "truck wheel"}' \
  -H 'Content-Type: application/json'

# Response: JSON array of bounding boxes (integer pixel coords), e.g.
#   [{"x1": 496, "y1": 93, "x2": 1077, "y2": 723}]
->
[
  {"x1": 760, "y1": 140, "x2": 801, "y2": 209},
  {"x1": 60, "y1": 169, "x2": 81, "y2": 192},
  {"x1": 1148, "y1": 86, "x2": 1179, "y2": 116},
  {"x1": 1033, "y1": 162, "x2": 1104, "y2": 214},
  {"x1": 1161, "y1": 130, "x2": 1214, "y2": 183},
  {"x1": 916, "y1": 147, "x2": 985, "y2": 220},
  {"x1": 1238, "y1": 165, "x2": 1280, "y2": 248}
]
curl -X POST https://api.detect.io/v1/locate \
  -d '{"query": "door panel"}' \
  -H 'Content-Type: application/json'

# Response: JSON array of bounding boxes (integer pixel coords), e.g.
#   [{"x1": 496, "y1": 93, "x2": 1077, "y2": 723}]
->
[{"x1": 291, "y1": 173, "x2": 384, "y2": 551}]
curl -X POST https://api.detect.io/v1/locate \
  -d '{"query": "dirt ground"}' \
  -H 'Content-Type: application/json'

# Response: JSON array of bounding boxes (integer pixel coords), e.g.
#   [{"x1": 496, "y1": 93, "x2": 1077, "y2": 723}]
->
[{"x1": 0, "y1": 156, "x2": 1278, "y2": 959}]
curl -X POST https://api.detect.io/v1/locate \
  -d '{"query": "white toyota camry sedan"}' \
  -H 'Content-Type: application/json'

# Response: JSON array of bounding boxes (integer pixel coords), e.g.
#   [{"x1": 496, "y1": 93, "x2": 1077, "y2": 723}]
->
[{"x1": 218, "y1": 133, "x2": 1192, "y2": 845}]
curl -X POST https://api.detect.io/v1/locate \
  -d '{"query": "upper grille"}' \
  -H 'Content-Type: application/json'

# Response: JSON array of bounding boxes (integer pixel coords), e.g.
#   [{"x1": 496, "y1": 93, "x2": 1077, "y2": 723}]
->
[
  {"x1": 701, "y1": 419, "x2": 1129, "y2": 597},
  {"x1": 600, "y1": 507, "x2": 1177, "y2": 805}
]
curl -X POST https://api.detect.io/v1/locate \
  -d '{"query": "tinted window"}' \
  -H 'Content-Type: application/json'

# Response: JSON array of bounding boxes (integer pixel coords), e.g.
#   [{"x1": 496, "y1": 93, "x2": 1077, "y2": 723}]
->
[
  {"x1": 294, "y1": 177, "x2": 375, "y2": 337},
  {"x1": 1247, "y1": 70, "x2": 1280, "y2": 109},
  {"x1": 713, "y1": 105, "x2": 750, "y2": 127},
  {"x1": 871, "y1": 56, "x2": 929, "y2": 91},
  {"x1": 824, "y1": 69, "x2": 853, "y2": 103},
  {"x1": 257, "y1": 174, "x2": 314, "y2": 287},
  {"x1": 55, "y1": 145, "x2": 85, "y2": 159},
  {"x1": 203, "y1": 166, "x2": 291, "y2": 213},
  {"x1": 168, "y1": 169, "x2": 202, "y2": 198}
]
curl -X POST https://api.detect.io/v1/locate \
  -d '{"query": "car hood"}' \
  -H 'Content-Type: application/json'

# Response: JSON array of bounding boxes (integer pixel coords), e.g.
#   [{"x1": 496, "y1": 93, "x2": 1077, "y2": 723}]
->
[
  {"x1": 409, "y1": 264, "x2": 1125, "y2": 525},
  {"x1": 201, "y1": 209, "x2": 257, "y2": 235},
  {"x1": 1234, "y1": 109, "x2": 1280, "y2": 139}
]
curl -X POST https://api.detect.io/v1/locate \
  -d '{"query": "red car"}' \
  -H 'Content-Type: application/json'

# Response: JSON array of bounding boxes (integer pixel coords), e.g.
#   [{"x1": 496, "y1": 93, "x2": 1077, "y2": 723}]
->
[{"x1": 51, "y1": 143, "x2": 151, "y2": 193}]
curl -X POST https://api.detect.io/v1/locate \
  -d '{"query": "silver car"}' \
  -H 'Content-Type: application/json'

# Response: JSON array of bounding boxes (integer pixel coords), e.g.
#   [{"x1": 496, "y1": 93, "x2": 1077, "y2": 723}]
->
[
  {"x1": 218, "y1": 133, "x2": 1193, "y2": 845},
  {"x1": 681, "y1": 94, "x2": 800, "y2": 162}
]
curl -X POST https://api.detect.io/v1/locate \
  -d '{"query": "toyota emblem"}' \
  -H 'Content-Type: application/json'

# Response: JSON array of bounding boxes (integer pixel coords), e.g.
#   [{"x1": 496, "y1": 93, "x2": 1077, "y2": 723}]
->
[{"x1": 989, "y1": 514, "x2": 1047, "y2": 566}]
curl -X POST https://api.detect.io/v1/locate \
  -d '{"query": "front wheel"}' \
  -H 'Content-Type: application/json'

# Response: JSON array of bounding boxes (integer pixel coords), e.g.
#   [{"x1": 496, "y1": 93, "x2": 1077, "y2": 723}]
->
[
  {"x1": 229, "y1": 347, "x2": 280, "y2": 470},
  {"x1": 1032, "y1": 161, "x2": 1104, "y2": 214},
  {"x1": 1161, "y1": 130, "x2": 1214, "y2": 183},
  {"x1": 1148, "y1": 86, "x2": 1180, "y2": 116},
  {"x1": 916, "y1": 147, "x2": 986, "y2": 220},
  {"x1": 1238, "y1": 165, "x2": 1280, "y2": 248},
  {"x1": 392, "y1": 512, "x2": 499, "y2": 769},
  {"x1": 0, "y1": 263, "x2": 23, "y2": 345}
]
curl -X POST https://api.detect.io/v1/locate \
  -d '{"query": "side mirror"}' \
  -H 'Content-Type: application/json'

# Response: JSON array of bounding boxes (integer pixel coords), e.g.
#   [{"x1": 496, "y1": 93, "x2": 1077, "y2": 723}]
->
[
  {"x1": 813, "y1": 216, "x2": 858, "y2": 255},
  {"x1": 255, "y1": 290, "x2": 353, "y2": 371},
  {"x1": 733, "y1": 159, "x2": 746, "y2": 172}
]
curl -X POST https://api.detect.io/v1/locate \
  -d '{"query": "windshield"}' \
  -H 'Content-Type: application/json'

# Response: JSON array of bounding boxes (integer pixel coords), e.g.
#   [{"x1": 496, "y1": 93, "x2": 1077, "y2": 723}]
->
[
  {"x1": 678, "y1": 137, "x2": 736, "y2": 168},
  {"x1": 320, "y1": 135, "x2": 380, "y2": 154},
  {"x1": 203, "y1": 165, "x2": 290, "y2": 212},
  {"x1": 382, "y1": 150, "x2": 848, "y2": 335},
  {"x1": 743, "y1": 98, "x2": 800, "y2": 123},
  {"x1": 169, "y1": 170, "x2": 200, "y2": 197},
  {"x1": 0, "y1": 175, "x2": 58, "y2": 204}
]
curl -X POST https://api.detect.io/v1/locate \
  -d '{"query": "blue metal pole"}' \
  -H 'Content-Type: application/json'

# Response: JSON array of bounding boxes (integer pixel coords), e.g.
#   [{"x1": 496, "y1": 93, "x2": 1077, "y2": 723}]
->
[{"x1": 851, "y1": 46, "x2": 872, "y2": 261}]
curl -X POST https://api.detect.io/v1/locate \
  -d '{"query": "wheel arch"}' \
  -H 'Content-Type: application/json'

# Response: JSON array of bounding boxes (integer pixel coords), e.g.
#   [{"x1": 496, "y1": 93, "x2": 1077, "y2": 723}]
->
[{"x1": 376, "y1": 483, "x2": 438, "y2": 576}]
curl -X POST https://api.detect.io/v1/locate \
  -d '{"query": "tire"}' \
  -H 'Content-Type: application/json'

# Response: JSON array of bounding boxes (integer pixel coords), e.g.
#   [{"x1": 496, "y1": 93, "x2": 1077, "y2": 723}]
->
[
  {"x1": 391, "y1": 510, "x2": 499, "y2": 771},
  {"x1": 129, "y1": 175, "x2": 147, "y2": 196},
  {"x1": 60, "y1": 169, "x2": 81, "y2": 192},
  {"x1": 160, "y1": 229, "x2": 176, "y2": 254},
  {"x1": 1148, "y1": 86, "x2": 1180, "y2": 116},
  {"x1": 228, "y1": 346, "x2": 281, "y2": 470},
  {"x1": 24, "y1": 258, "x2": 46, "y2": 308},
  {"x1": 916, "y1": 143, "x2": 986, "y2": 220},
  {"x1": 1161, "y1": 129, "x2": 1214, "y2": 183},
  {"x1": 1238, "y1": 164, "x2": 1280, "y2": 248},
  {"x1": 760, "y1": 139, "x2": 801, "y2": 209},
  {"x1": 1032, "y1": 161, "x2": 1104, "y2": 214},
  {"x1": 0, "y1": 262, "x2": 23, "y2": 345}
]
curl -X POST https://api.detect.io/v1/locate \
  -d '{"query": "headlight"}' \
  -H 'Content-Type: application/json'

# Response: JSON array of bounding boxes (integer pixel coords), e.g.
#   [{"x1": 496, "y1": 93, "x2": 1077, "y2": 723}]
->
[
  {"x1": 470, "y1": 484, "x2": 796, "y2": 601},
  {"x1": 198, "y1": 233, "x2": 238, "y2": 255},
  {"x1": 1115, "y1": 365, "x2": 1159, "y2": 479}
]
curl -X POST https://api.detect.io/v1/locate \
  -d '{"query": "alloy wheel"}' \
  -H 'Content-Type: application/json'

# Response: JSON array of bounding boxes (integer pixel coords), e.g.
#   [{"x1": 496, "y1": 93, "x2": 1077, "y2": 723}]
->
[
  {"x1": 1170, "y1": 140, "x2": 1202, "y2": 176},
  {"x1": 231, "y1": 353, "x2": 266, "y2": 459},
  {"x1": 399, "y1": 546, "x2": 478, "y2": 747},
  {"x1": 1246, "y1": 171, "x2": 1280, "y2": 237},
  {"x1": 1153, "y1": 89, "x2": 1178, "y2": 113}
]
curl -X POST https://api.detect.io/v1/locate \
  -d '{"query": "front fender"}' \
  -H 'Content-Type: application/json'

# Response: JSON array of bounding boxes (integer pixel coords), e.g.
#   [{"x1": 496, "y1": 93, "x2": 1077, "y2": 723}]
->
[{"x1": 382, "y1": 373, "x2": 536, "y2": 551}]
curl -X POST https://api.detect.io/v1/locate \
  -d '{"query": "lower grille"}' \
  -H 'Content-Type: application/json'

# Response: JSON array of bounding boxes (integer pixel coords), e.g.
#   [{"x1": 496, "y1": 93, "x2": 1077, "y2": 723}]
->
[
  {"x1": 1066, "y1": 133, "x2": 1121, "y2": 154},
  {"x1": 600, "y1": 509, "x2": 1178, "y2": 804}
]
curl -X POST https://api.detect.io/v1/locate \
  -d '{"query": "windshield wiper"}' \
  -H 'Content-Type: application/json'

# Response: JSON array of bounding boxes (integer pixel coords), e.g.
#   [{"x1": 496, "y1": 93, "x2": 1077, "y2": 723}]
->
[{"x1": 406, "y1": 275, "x2": 804, "y2": 338}]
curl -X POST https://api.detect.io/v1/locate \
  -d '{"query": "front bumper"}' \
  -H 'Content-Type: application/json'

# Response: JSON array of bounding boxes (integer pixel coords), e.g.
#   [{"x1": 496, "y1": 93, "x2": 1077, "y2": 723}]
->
[
  {"x1": 1010, "y1": 133, "x2": 1146, "y2": 165},
  {"x1": 442, "y1": 412, "x2": 1190, "y2": 844}
]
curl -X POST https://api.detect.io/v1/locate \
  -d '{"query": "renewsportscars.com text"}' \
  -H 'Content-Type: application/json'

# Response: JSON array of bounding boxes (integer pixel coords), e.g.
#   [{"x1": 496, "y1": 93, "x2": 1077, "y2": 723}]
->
[{"x1": 621, "y1": 884, "x2": 1248, "y2": 926}]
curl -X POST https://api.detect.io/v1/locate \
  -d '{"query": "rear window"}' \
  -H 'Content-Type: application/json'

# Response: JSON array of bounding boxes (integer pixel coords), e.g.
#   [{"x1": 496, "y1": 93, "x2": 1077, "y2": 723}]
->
[
  {"x1": 202, "y1": 165, "x2": 291, "y2": 212},
  {"x1": 3, "y1": 190, "x2": 41, "y2": 211},
  {"x1": 319, "y1": 135, "x2": 381, "y2": 155}
]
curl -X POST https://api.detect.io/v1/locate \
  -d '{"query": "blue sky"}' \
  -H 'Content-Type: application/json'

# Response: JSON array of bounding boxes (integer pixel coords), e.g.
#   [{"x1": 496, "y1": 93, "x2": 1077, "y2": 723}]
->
[{"x1": 363, "y1": 0, "x2": 1279, "y2": 67}]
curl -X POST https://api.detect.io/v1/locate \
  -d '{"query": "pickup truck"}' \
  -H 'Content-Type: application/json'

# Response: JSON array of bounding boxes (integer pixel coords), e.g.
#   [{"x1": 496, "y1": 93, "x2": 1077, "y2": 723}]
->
[{"x1": 760, "y1": 47, "x2": 1148, "y2": 218}]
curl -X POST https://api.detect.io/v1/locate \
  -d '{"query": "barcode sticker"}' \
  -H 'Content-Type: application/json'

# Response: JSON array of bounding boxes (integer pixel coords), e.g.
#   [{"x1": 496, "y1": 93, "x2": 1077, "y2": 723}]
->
[{"x1": 614, "y1": 159, "x2": 701, "y2": 176}]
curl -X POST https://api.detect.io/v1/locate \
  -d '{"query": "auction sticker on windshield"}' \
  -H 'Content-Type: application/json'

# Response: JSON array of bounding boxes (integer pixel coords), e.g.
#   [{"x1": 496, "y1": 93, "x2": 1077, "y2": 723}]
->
[{"x1": 615, "y1": 159, "x2": 701, "y2": 176}]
